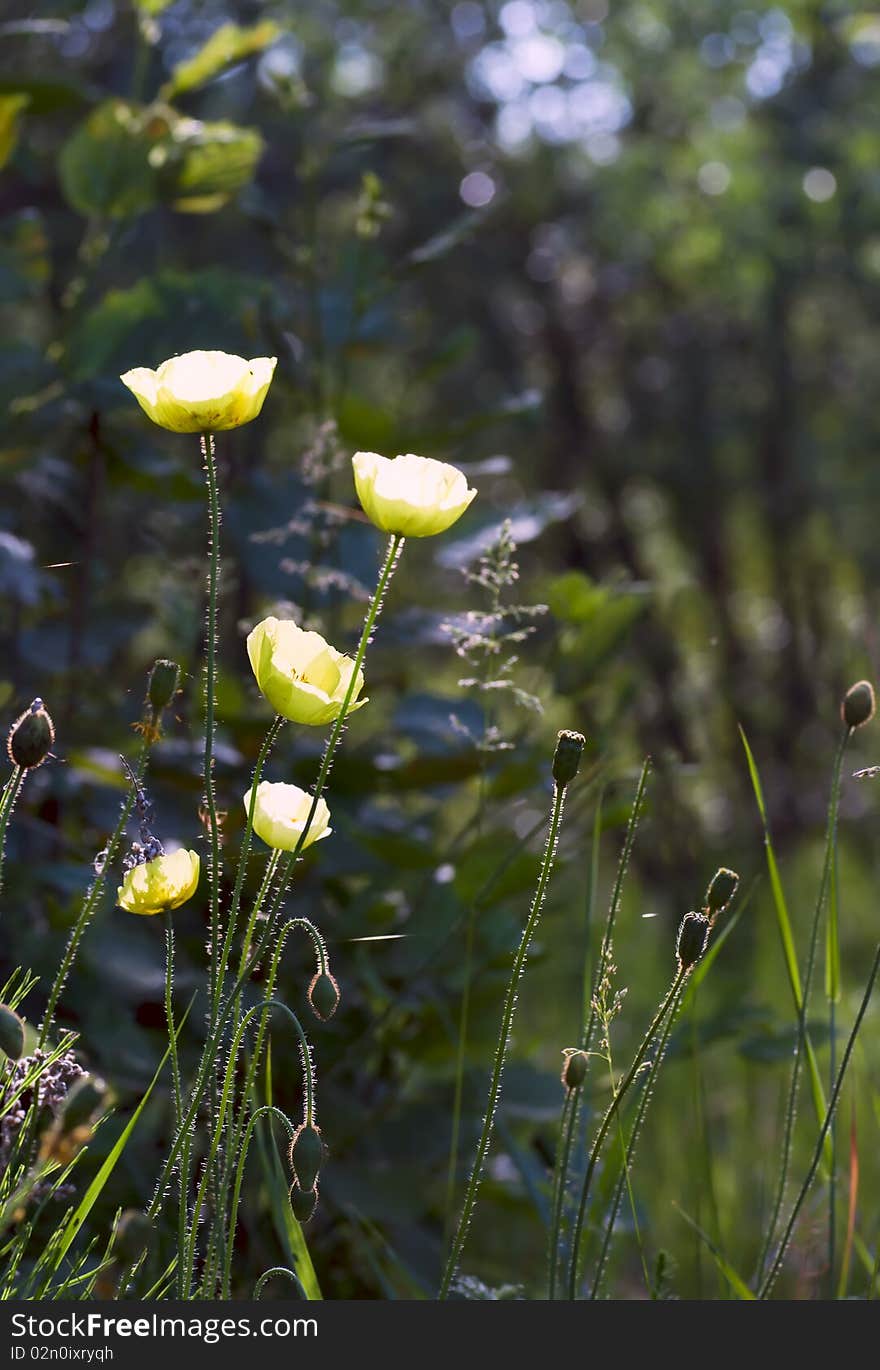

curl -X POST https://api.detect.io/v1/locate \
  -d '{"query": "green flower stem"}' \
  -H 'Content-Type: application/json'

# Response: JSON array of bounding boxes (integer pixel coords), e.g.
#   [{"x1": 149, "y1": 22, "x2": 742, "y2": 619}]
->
[
  {"x1": 237, "y1": 850, "x2": 282, "y2": 974},
  {"x1": 439, "y1": 781, "x2": 568, "y2": 1300},
  {"x1": 755, "y1": 726, "x2": 850, "y2": 1283},
  {"x1": 201, "y1": 431, "x2": 223, "y2": 1027},
  {"x1": 39, "y1": 743, "x2": 149, "y2": 1046},
  {"x1": 758, "y1": 939, "x2": 880, "y2": 1299},
  {"x1": 205, "y1": 920, "x2": 294, "y2": 1297},
  {"x1": 148, "y1": 536, "x2": 403, "y2": 1287},
  {"x1": 0, "y1": 765, "x2": 25, "y2": 898},
  {"x1": 223, "y1": 1106, "x2": 294, "y2": 1299},
  {"x1": 589, "y1": 976, "x2": 687, "y2": 1298},
  {"x1": 181, "y1": 998, "x2": 313, "y2": 1294},
  {"x1": 548, "y1": 762, "x2": 649, "y2": 1300},
  {"x1": 163, "y1": 912, "x2": 182, "y2": 1129},
  {"x1": 162, "y1": 909, "x2": 184, "y2": 1300},
  {"x1": 227, "y1": 532, "x2": 404, "y2": 983},
  {"x1": 209, "y1": 916, "x2": 328, "y2": 1294},
  {"x1": 212, "y1": 714, "x2": 284, "y2": 1019},
  {"x1": 566, "y1": 965, "x2": 687, "y2": 1300}
]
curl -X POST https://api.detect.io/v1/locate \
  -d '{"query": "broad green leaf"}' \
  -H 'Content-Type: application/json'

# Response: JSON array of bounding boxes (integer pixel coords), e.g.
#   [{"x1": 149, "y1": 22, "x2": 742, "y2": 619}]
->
[
  {"x1": 168, "y1": 118, "x2": 264, "y2": 213},
  {"x1": 160, "y1": 22, "x2": 280, "y2": 100}
]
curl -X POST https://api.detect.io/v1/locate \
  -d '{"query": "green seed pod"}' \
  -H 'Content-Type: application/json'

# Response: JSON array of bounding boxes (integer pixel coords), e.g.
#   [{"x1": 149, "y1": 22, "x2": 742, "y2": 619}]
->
[
  {"x1": 7, "y1": 699, "x2": 55, "y2": 770},
  {"x1": 308, "y1": 971, "x2": 340, "y2": 1022},
  {"x1": 676, "y1": 912, "x2": 710, "y2": 971},
  {"x1": 289, "y1": 1183, "x2": 318, "y2": 1223},
  {"x1": 842, "y1": 680, "x2": 875, "y2": 731},
  {"x1": 289, "y1": 1123, "x2": 323, "y2": 1192},
  {"x1": 704, "y1": 867, "x2": 739, "y2": 917},
  {"x1": 147, "y1": 659, "x2": 181, "y2": 713},
  {"x1": 561, "y1": 1048, "x2": 588, "y2": 1091},
  {"x1": 59, "y1": 1075, "x2": 109, "y2": 1133},
  {"x1": 112, "y1": 1210, "x2": 153, "y2": 1264},
  {"x1": 552, "y1": 730, "x2": 586, "y2": 787},
  {"x1": 0, "y1": 1004, "x2": 25, "y2": 1059}
]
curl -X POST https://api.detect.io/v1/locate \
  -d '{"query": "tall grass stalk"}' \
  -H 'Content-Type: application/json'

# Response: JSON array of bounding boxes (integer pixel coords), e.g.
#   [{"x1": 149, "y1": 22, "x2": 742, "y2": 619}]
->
[
  {"x1": 753, "y1": 726, "x2": 849, "y2": 1282},
  {"x1": 589, "y1": 974, "x2": 688, "y2": 1298},
  {"x1": 439, "y1": 776, "x2": 569, "y2": 1299},
  {"x1": 566, "y1": 964, "x2": 687, "y2": 1300},
  {"x1": 758, "y1": 939, "x2": 880, "y2": 1298},
  {"x1": 547, "y1": 761, "x2": 650, "y2": 1299}
]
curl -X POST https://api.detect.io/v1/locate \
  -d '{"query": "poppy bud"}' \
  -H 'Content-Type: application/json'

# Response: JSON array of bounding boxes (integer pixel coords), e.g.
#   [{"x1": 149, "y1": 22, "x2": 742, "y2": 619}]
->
[
  {"x1": 676, "y1": 912, "x2": 710, "y2": 971},
  {"x1": 7, "y1": 699, "x2": 54, "y2": 770},
  {"x1": 147, "y1": 659, "x2": 180, "y2": 713},
  {"x1": 289, "y1": 1123, "x2": 323, "y2": 1192},
  {"x1": 552, "y1": 730, "x2": 586, "y2": 788},
  {"x1": 561, "y1": 1048, "x2": 588, "y2": 1091},
  {"x1": 842, "y1": 680, "x2": 875, "y2": 731},
  {"x1": 0, "y1": 1005, "x2": 25, "y2": 1060},
  {"x1": 308, "y1": 972, "x2": 340, "y2": 1022},
  {"x1": 289, "y1": 1183, "x2": 318, "y2": 1223},
  {"x1": 704, "y1": 868, "x2": 739, "y2": 917}
]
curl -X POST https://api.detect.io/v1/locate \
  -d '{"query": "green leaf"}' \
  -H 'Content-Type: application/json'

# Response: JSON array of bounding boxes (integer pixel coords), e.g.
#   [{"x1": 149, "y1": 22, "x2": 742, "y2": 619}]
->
[
  {"x1": 50, "y1": 1045, "x2": 170, "y2": 1268},
  {"x1": 66, "y1": 268, "x2": 267, "y2": 381},
  {"x1": 160, "y1": 22, "x2": 280, "y2": 100},
  {"x1": 59, "y1": 100, "x2": 263, "y2": 220},
  {"x1": 674, "y1": 1205, "x2": 755, "y2": 1299},
  {"x1": 168, "y1": 119, "x2": 264, "y2": 213},
  {"x1": 739, "y1": 727, "x2": 830, "y2": 1158},
  {"x1": 0, "y1": 94, "x2": 29, "y2": 169},
  {"x1": 59, "y1": 100, "x2": 171, "y2": 218}
]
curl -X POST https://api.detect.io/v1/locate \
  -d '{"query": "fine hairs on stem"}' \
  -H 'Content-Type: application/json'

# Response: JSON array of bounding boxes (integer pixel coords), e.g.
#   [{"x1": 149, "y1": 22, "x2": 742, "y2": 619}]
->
[
  {"x1": 439, "y1": 729, "x2": 585, "y2": 1300},
  {"x1": 547, "y1": 760, "x2": 650, "y2": 1300},
  {"x1": 140, "y1": 531, "x2": 405, "y2": 1290}
]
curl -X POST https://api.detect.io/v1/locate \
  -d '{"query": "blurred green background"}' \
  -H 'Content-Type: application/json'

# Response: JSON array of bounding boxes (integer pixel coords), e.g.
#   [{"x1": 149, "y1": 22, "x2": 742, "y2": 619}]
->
[{"x1": 2, "y1": 0, "x2": 880, "y2": 1298}]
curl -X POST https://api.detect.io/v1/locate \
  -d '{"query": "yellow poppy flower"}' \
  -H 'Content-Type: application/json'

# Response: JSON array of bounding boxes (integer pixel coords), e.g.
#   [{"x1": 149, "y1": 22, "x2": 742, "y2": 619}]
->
[
  {"x1": 352, "y1": 451, "x2": 476, "y2": 537},
  {"x1": 246, "y1": 617, "x2": 367, "y2": 726},
  {"x1": 244, "y1": 781, "x2": 331, "y2": 852},
  {"x1": 117, "y1": 849, "x2": 200, "y2": 916},
  {"x1": 120, "y1": 350, "x2": 276, "y2": 433}
]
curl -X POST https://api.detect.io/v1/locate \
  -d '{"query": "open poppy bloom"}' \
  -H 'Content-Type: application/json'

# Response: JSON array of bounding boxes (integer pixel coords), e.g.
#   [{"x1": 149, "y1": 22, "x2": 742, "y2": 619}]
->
[
  {"x1": 120, "y1": 351, "x2": 276, "y2": 433},
  {"x1": 246, "y1": 617, "x2": 366, "y2": 726},
  {"x1": 117, "y1": 849, "x2": 200, "y2": 915},
  {"x1": 243, "y1": 781, "x2": 331, "y2": 852},
  {"x1": 352, "y1": 451, "x2": 476, "y2": 538}
]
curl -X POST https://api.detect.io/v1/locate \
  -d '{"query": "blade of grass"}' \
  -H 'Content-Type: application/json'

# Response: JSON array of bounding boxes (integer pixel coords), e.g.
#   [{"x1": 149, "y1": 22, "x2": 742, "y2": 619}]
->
[{"x1": 674, "y1": 1204, "x2": 755, "y2": 1300}]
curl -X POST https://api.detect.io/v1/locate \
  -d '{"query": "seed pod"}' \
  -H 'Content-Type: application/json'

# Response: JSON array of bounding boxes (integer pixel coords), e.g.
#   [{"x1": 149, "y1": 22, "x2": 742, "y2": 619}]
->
[
  {"x1": 289, "y1": 1123, "x2": 323, "y2": 1192},
  {"x1": 308, "y1": 971, "x2": 340, "y2": 1022},
  {"x1": 704, "y1": 868, "x2": 739, "y2": 917},
  {"x1": 561, "y1": 1048, "x2": 588, "y2": 1091},
  {"x1": 0, "y1": 1004, "x2": 25, "y2": 1059},
  {"x1": 112, "y1": 1210, "x2": 153, "y2": 1264},
  {"x1": 7, "y1": 699, "x2": 55, "y2": 770},
  {"x1": 289, "y1": 1183, "x2": 318, "y2": 1223},
  {"x1": 842, "y1": 680, "x2": 875, "y2": 731},
  {"x1": 552, "y1": 730, "x2": 586, "y2": 788},
  {"x1": 676, "y1": 912, "x2": 710, "y2": 971},
  {"x1": 59, "y1": 1075, "x2": 109, "y2": 1133},
  {"x1": 147, "y1": 659, "x2": 181, "y2": 713}
]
